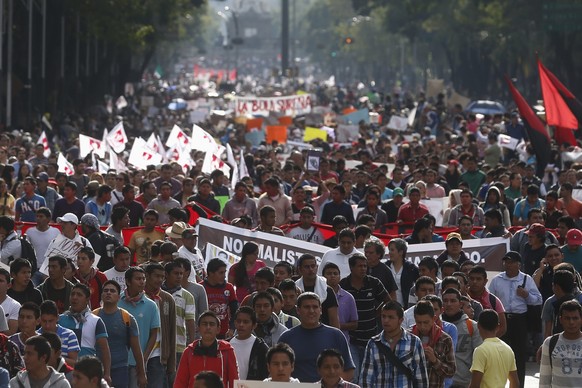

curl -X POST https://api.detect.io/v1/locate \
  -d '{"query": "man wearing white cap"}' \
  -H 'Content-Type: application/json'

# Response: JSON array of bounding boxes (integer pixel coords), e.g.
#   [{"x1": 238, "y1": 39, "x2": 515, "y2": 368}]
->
[{"x1": 42, "y1": 213, "x2": 92, "y2": 274}]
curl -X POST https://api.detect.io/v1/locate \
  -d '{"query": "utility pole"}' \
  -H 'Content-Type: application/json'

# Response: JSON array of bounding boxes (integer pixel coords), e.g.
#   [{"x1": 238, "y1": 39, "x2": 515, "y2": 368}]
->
[{"x1": 281, "y1": 0, "x2": 289, "y2": 76}]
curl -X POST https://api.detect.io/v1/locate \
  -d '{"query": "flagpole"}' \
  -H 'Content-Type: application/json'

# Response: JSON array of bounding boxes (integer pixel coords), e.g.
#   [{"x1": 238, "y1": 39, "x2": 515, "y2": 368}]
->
[
  {"x1": 6, "y1": 0, "x2": 13, "y2": 127},
  {"x1": 41, "y1": 0, "x2": 46, "y2": 117},
  {"x1": 0, "y1": 0, "x2": 4, "y2": 125},
  {"x1": 27, "y1": 0, "x2": 33, "y2": 128}
]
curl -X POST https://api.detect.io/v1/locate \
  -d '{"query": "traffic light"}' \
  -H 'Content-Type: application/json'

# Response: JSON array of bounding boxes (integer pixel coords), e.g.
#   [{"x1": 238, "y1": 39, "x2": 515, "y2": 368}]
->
[{"x1": 344, "y1": 37, "x2": 354, "y2": 45}]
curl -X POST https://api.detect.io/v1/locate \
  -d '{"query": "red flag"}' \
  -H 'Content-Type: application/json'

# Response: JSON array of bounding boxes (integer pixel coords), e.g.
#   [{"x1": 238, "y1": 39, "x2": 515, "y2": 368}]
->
[
  {"x1": 505, "y1": 75, "x2": 551, "y2": 177},
  {"x1": 538, "y1": 59, "x2": 578, "y2": 145}
]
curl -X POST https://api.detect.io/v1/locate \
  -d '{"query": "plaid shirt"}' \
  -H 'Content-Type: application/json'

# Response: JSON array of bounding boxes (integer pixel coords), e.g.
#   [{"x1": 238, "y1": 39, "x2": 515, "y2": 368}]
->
[
  {"x1": 410, "y1": 326, "x2": 456, "y2": 388},
  {"x1": 360, "y1": 330, "x2": 429, "y2": 388}
]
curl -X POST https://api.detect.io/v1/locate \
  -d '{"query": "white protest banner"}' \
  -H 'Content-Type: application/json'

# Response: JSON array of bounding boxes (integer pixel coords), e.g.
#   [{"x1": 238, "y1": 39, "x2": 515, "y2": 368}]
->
[
  {"x1": 57, "y1": 153, "x2": 74, "y2": 175},
  {"x1": 106, "y1": 122, "x2": 128, "y2": 154},
  {"x1": 79, "y1": 134, "x2": 106, "y2": 158},
  {"x1": 498, "y1": 134, "x2": 519, "y2": 150},
  {"x1": 37, "y1": 131, "x2": 51, "y2": 157},
  {"x1": 128, "y1": 137, "x2": 162, "y2": 169},
  {"x1": 336, "y1": 124, "x2": 359, "y2": 142},
  {"x1": 421, "y1": 197, "x2": 448, "y2": 227},
  {"x1": 109, "y1": 149, "x2": 127, "y2": 172},
  {"x1": 197, "y1": 218, "x2": 508, "y2": 271},
  {"x1": 198, "y1": 218, "x2": 329, "y2": 267},
  {"x1": 235, "y1": 94, "x2": 312, "y2": 117},
  {"x1": 286, "y1": 140, "x2": 313, "y2": 150},
  {"x1": 387, "y1": 115, "x2": 409, "y2": 131},
  {"x1": 40, "y1": 236, "x2": 100, "y2": 275},
  {"x1": 204, "y1": 242, "x2": 241, "y2": 272},
  {"x1": 402, "y1": 237, "x2": 509, "y2": 272}
]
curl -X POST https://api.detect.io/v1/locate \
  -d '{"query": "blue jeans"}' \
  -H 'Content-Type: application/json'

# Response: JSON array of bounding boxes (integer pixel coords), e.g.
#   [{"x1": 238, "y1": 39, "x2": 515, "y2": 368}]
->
[
  {"x1": 349, "y1": 342, "x2": 366, "y2": 384},
  {"x1": 110, "y1": 366, "x2": 129, "y2": 388},
  {"x1": 147, "y1": 356, "x2": 167, "y2": 388}
]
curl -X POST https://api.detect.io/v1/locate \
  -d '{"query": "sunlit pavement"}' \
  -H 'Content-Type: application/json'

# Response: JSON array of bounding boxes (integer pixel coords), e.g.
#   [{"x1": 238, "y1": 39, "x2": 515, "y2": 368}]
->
[{"x1": 505, "y1": 362, "x2": 539, "y2": 387}]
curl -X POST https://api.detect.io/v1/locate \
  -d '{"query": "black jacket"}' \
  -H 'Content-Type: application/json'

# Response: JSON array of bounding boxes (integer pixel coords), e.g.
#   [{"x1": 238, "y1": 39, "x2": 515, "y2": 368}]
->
[
  {"x1": 86, "y1": 229, "x2": 120, "y2": 272},
  {"x1": 235, "y1": 337, "x2": 269, "y2": 381},
  {"x1": 385, "y1": 260, "x2": 419, "y2": 307}
]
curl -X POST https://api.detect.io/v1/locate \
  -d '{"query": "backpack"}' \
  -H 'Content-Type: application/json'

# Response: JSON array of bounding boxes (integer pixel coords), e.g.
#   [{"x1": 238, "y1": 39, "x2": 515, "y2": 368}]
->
[
  {"x1": 466, "y1": 318, "x2": 474, "y2": 336},
  {"x1": 548, "y1": 333, "x2": 560, "y2": 368},
  {"x1": 488, "y1": 293, "x2": 497, "y2": 310},
  {"x1": 7, "y1": 235, "x2": 38, "y2": 274},
  {"x1": 93, "y1": 307, "x2": 132, "y2": 348}
]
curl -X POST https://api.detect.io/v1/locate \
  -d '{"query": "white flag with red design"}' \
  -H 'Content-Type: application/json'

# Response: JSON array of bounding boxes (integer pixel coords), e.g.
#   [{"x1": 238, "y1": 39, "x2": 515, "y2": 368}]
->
[
  {"x1": 79, "y1": 134, "x2": 106, "y2": 159},
  {"x1": 128, "y1": 137, "x2": 162, "y2": 169},
  {"x1": 239, "y1": 149, "x2": 249, "y2": 179},
  {"x1": 177, "y1": 152, "x2": 196, "y2": 174},
  {"x1": 498, "y1": 134, "x2": 519, "y2": 150},
  {"x1": 109, "y1": 149, "x2": 128, "y2": 172},
  {"x1": 226, "y1": 144, "x2": 238, "y2": 190},
  {"x1": 166, "y1": 125, "x2": 191, "y2": 151},
  {"x1": 202, "y1": 149, "x2": 230, "y2": 176},
  {"x1": 146, "y1": 133, "x2": 166, "y2": 159},
  {"x1": 106, "y1": 122, "x2": 128, "y2": 154},
  {"x1": 94, "y1": 154, "x2": 109, "y2": 174},
  {"x1": 191, "y1": 124, "x2": 218, "y2": 153},
  {"x1": 57, "y1": 153, "x2": 74, "y2": 176},
  {"x1": 37, "y1": 131, "x2": 51, "y2": 157}
]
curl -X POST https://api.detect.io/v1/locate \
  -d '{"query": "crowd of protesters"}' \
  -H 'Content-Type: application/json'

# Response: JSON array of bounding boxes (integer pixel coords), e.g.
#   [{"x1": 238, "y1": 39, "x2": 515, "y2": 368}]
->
[{"x1": 0, "y1": 71, "x2": 581, "y2": 387}]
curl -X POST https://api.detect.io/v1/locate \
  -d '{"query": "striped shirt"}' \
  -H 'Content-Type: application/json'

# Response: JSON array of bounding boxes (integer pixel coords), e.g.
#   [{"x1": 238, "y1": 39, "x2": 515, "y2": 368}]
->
[
  {"x1": 38, "y1": 324, "x2": 80, "y2": 358},
  {"x1": 168, "y1": 287, "x2": 196, "y2": 353},
  {"x1": 360, "y1": 330, "x2": 429, "y2": 388},
  {"x1": 539, "y1": 333, "x2": 582, "y2": 387},
  {"x1": 340, "y1": 275, "x2": 387, "y2": 346}
]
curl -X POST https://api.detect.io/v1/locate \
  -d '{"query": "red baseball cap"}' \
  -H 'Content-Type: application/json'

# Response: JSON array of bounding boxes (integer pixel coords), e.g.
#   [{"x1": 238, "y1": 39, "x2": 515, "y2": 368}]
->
[{"x1": 567, "y1": 229, "x2": 582, "y2": 246}]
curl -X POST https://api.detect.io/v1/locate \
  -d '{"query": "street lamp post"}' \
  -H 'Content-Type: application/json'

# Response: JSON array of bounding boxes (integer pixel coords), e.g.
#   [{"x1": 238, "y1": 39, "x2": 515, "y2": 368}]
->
[{"x1": 219, "y1": 7, "x2": 242, "y2": 82}]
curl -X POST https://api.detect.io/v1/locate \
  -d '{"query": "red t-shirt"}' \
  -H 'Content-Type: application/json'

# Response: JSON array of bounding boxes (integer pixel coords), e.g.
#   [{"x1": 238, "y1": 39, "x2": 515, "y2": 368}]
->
[
  {"x1": 75, "y1": 271, "x2": 108, "y2": 309},
  {"x1": 199, "y1": 280, "x2": 237, "y2": 336}
]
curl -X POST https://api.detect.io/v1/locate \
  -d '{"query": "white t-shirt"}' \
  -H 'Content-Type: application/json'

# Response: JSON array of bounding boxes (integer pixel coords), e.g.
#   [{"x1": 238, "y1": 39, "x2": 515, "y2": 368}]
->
[
  {"x1": 104, "y1": 267, "x2": 127, "y2": 293},
  {"x1": 318, "y1": 247, "x2": 359, "y2": 279},
  {"x1": 0, "y1": 305, "x2": 7, "y2": 332},
  {"x1": 389, "y1": 264, "x2": 404, "y2": 306},
  {"x1": 26, "y1": 226, "x2": 60, "y2": 268},
  {"x1": 286, "y1": 226, "x2": 324, "y2": 245},
  {"x1": 0, "y1": 295, "x2": 21, "y2": 322},
  {"x1": 110, "y1": 190, "x2": 123, "y2": 206},
  {"x1": 177, "y1": 246, "x2": 205, "y2": 282},
  {"x1": 230, "y1": 335, "x2": 256, "y2": 380}
]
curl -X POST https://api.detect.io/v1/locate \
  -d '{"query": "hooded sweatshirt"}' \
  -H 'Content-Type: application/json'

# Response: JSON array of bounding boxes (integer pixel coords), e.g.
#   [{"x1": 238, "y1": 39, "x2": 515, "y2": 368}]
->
[
  {"x1": 442, "y1": 312, "x2": 483, "y2": 387},
  {"x1": 9, "y1": 367, "x2": 70, "y2": 388},
  {"x1": 174, "y1": 339, "x2": 238, "y2": 388}
]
